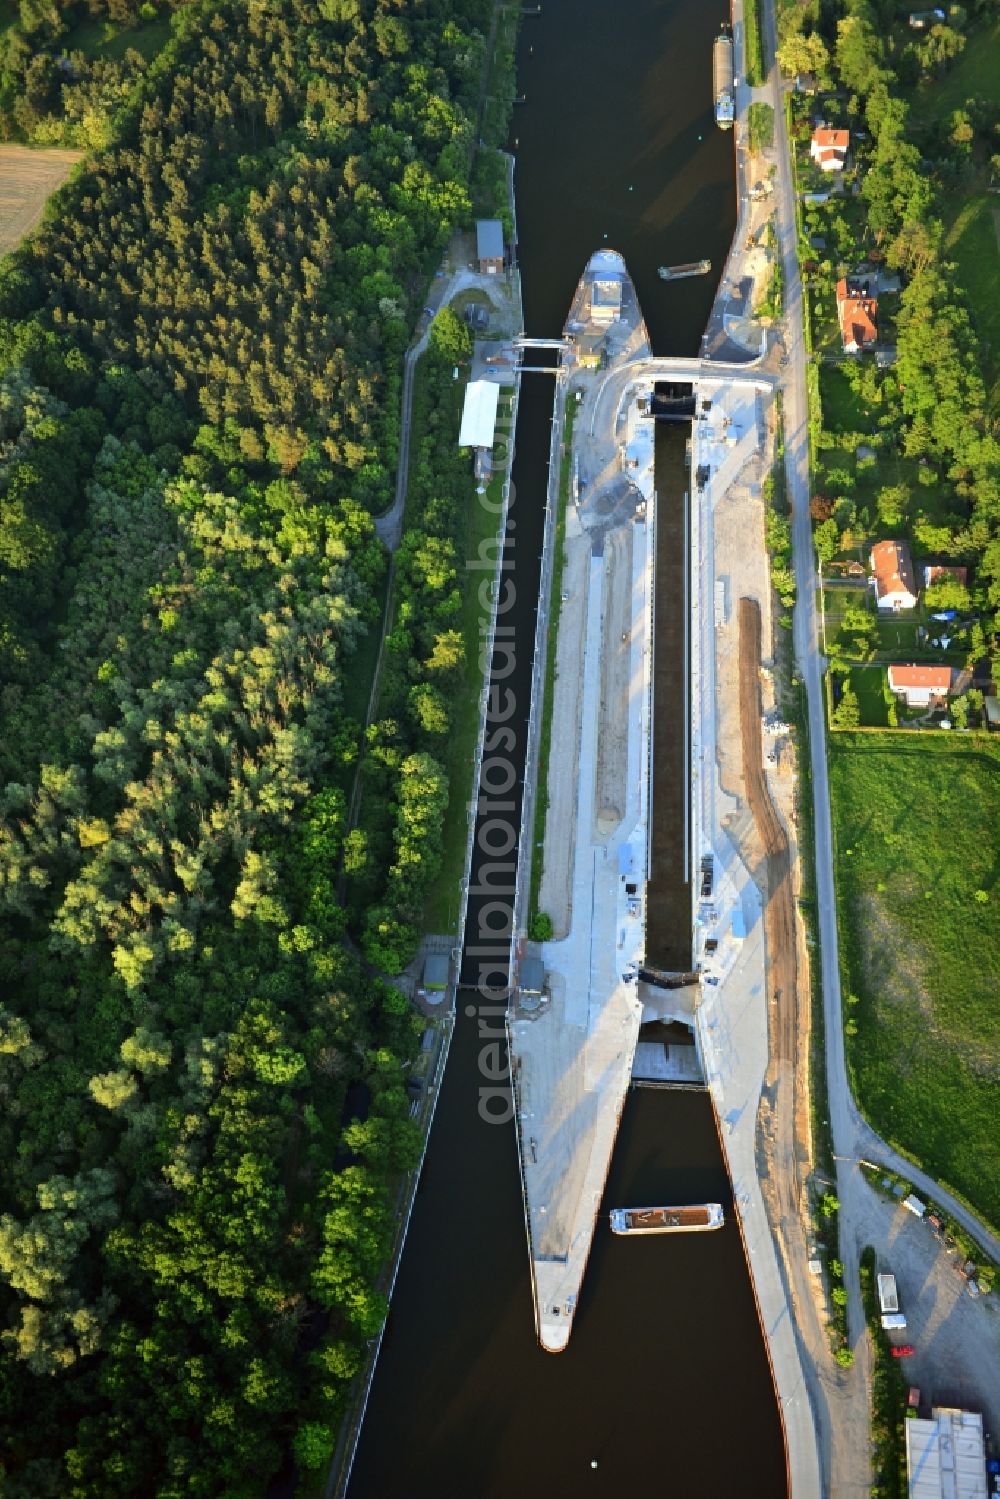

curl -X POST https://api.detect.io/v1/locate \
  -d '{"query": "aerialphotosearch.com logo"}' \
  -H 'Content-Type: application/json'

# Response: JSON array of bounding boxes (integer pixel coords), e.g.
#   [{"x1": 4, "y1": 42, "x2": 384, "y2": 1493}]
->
[{"x1": 464, "y1": 395, "x2": 519, "y2": 1126}]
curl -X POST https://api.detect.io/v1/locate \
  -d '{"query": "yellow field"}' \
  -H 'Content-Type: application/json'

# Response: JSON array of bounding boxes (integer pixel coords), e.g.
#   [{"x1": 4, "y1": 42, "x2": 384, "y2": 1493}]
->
[{"x1": 0, "y1": 145, "x2": 83, "y2": 255}]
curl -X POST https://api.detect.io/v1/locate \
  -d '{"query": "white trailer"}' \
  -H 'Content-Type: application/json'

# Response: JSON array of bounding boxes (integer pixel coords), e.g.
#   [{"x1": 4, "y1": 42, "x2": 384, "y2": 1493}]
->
[
  {"x1": 877, "y1": 1272, "x2": 907, "y2": 1329},
  {"x1": 877, "y1": 1272, "x2": 899, "y2": 1314}
]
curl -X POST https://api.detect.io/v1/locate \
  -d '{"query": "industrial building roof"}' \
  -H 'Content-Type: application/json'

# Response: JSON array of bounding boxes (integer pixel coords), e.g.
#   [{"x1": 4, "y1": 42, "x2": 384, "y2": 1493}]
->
[
  {"x1": 458, "y1": 379, "x2": 500, "y2": 448},
  {"x1": 476, "y1": 219, "x2": 504, "y2": 260},
  {"x1": 905, "y1": 1408, "x2": 987, "y2": 1499}
]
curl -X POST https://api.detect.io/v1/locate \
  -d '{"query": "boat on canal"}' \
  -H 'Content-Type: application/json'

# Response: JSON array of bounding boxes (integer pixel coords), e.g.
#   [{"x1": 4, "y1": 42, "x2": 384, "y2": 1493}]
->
[
  {"x1": 610, "y1": 1203, "x2": 724, "y2": 1234},
  {"x1": 713, "y1": 25, "x2": 734, "y2": 130},
  {"x1": 658, "y1": 259, "x2": 711, "y2": 281}
]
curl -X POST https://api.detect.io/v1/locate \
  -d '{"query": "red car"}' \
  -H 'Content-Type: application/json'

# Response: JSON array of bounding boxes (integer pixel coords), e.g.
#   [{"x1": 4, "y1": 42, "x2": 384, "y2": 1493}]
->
[{"x1": 891, "y1": 1345, "x2": 915, "y2": 1359}]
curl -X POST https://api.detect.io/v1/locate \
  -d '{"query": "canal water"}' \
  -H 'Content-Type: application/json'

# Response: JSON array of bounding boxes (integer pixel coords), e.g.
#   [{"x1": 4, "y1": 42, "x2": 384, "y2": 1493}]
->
[{"x1": 348, "y1": 0, "x2": 786, "y2": 1493}]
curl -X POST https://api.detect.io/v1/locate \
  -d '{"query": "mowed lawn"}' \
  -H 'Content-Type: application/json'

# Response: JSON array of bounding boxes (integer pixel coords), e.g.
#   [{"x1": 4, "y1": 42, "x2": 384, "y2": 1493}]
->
[
  {"x1": 829, "y1": 733, "x2": 1000, "y2": 1230},
  {"x1": 913, "y1": 16, "x2": 1000, "y2": 124},
  {"x1": 943, "y1": 193, "x2": 1000, "y2": 406}
]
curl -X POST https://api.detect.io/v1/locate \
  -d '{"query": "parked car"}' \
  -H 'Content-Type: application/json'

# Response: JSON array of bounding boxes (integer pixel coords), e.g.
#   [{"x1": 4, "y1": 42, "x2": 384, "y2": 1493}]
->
[{"x1": 891, "y1": 1345, "x2": 915, "y2": 1359}]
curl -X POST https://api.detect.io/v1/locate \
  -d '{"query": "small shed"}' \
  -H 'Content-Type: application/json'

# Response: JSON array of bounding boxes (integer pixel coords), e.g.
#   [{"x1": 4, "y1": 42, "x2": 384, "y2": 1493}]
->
[
  {"x1": 422, "y1": 953, "x2": 450, "y2": 995},
  {"x1": 902, "y1": 1193, "x2": 926, "y2": 1218},
  {"x1": 476, "y1": 219, "x2": 505, "y2": 274},
  {"x1": 983, "y1": 696, "x2": 1000, "y2": 731},
  {"x1": 520, "y1": 956, "x2": 545, "y2": 995}
]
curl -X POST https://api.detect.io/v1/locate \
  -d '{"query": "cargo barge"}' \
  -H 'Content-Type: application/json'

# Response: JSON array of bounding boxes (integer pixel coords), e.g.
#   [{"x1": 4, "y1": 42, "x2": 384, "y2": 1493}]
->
[
  {"x1": 610, "y1": 1203, "x2": 724, "y2": 1234},
  {"x1": 658, "y1": 259, "x2": 712, "y2": 281},
  {"x1": 713, "y1": 25, "x2": 734, "y2": 130}
]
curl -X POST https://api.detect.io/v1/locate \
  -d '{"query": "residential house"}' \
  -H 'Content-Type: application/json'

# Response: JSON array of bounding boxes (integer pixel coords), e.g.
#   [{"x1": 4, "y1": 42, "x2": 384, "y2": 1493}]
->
[
  {"x1": 836, "y1": 278, "x2": 878, "y2": 353},
  {"x1": 871, "y1": 539, "x2": 918, "y2": 611},
  {"x1": 887, "y1": 664, "x2": 954, "y2": 709},
  {"x1": 475, "y1": 218, "x2": 505, "y2": 275},
  {"x1": 923, "y1": 564, "x2": 968, "y2": 588},
  {"x1": 810, "y1": 126, "x2": 849, "y2": 171}
]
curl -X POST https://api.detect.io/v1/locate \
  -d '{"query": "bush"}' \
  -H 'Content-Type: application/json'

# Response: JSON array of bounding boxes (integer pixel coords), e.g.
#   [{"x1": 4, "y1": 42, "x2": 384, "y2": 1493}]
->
[{"x1": 748, "y1": 102, "x2": 774, "y2": 153}]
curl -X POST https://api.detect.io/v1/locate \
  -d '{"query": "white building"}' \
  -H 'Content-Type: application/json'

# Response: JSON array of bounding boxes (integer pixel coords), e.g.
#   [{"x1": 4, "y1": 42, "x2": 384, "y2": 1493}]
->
[
  {"x1": 810, "y1": 126, "x2": 850, "y2": 171},
  {"x1": 458, "y1": 379, "x2": 500, "y2": 480},
  {"x1": 906, "y1": 1408, "x2": 987, "y2": 1499}
]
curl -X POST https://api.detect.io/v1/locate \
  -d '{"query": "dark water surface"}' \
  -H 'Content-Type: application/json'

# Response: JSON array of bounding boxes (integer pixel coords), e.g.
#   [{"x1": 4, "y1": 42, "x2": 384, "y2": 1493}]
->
[{"x1": 349, "y1": 1, "x2": 786, "y2": 1493}]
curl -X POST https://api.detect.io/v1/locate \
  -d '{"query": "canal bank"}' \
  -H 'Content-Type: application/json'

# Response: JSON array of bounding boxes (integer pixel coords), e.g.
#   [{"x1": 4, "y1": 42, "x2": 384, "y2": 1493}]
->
[{"x1": 348, "y1": 0, "x2": 786, "y2": 1493}]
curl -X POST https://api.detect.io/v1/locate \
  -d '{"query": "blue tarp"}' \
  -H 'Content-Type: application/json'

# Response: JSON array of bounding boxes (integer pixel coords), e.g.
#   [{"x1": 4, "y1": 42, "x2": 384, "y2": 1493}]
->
[{"x1": 931, "y1": 610, "x2": 957, "y2": 621}]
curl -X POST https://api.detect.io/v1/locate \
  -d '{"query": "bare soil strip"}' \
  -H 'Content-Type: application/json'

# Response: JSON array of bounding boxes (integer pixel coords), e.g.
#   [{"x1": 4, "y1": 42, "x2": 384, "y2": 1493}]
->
[
  {"x1": 0, "y1": 146, "x2": 83, "y2": 256},
  {"x1": 738, "y1": 596, "x2": 796, "y2": 1065}
]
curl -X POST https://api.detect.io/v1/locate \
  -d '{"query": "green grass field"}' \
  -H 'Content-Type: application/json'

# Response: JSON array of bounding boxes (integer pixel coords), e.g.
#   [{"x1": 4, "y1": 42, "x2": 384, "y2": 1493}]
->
[
  {"x1": 942, "y1": 193, "x2": 1000, "y2": 405},
  {"x1": 819, "y1": 365, "x2": 868, "y2": 431},
  {"x1": 829, "y1": 732, "x2": 1000, "y2": 1230},
  {"x1": 847, "y1": 667, "x2": 890, "y2": 726},
  {"x1": 913, "y1": 16, "x2": 1000, "y2": 123},
  {"x1": 64, "y1": 14, "x2": 172, "y2": 61}
]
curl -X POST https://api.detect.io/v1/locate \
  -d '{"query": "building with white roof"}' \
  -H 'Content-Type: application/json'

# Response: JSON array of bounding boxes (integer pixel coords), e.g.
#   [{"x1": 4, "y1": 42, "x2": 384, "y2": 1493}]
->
[
  {"x1": 458, "y1": 379, "x2": 499, "y2": 449},
  {"x1": 906, "y1": 1408, "x2": 987, "y2": 1499}
]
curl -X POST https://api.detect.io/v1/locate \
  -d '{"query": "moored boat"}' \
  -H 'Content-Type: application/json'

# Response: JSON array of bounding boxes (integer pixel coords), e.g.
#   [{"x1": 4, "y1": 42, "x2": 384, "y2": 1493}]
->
[
  {"x1": 658, "y1": 258, "x2": 711, "y2": 281},
  {"x1": 714, "y1": 26, "x2": 734, "y2": 130},
  {"x1": 610, "y1": 1203, "x2": 724, "y2": 1234}
]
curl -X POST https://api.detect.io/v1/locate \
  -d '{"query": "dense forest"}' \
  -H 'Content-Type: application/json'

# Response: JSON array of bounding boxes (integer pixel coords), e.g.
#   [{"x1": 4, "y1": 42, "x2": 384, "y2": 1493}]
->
[
  {"x1": 0, "y1": 0, "x2": 498, "y2": 1491},
  {"x1": 781, "y1": 0, "x2": 1000, "y2": 624}
]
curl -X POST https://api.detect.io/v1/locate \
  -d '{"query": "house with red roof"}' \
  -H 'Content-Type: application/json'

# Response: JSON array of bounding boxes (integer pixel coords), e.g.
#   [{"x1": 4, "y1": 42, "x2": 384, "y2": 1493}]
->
[
  {"x1": 871, "y1": 540, "x2": 918, "y2": 611},
  {"x1": 887, "y1": 664, "x2": 954, "y2": 709},
  {"x1": 923, "y1": 565, "x2": 968, "y2": 588},
  {"x1": 837, "y1": 278, "x2": 878, "y2": 353},
  {"x1": 810, "y1": 127, "x2": 850, "y2": 172}
]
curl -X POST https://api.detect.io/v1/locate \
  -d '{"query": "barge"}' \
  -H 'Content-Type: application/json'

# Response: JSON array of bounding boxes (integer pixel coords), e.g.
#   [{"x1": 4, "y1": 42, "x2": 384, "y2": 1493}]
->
[
  {"x1": 610, "y1": 1203, "x2": 724, "y2": 1234},
  {"x1": 658, "y1": 259, "x2": 711, "y2": 281},
  {"x1": 713, "y1": 25, "x2": 735, "y2": 130}
]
